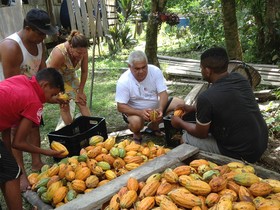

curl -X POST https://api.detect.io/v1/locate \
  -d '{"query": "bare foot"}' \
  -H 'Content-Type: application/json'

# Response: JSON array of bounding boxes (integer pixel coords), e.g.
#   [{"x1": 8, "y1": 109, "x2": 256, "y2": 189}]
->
[
  {"x1": 31, "y1": 161, "x2": 45, "y2": 172},
  {"x1": 20, "y1": 173, "x2": 31, "y2": 192}
]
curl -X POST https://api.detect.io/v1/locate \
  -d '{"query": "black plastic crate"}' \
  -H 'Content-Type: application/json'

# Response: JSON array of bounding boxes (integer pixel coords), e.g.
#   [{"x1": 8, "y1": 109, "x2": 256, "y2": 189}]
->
[
  {"x1": 164, "y1": 112, "x2": 196, "y2": 148},
  {"x1": 48, "y1": 116, "x2": 108, "y2": 158}
]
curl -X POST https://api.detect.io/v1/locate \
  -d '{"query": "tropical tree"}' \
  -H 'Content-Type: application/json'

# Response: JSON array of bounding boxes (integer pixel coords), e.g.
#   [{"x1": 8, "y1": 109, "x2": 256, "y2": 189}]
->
[
  {"x1": 221, "y1": 0, "x2": 242, "y2": 60},
  {"x1": 145, "y1": 0, "x2": 168, "y2": 67}
]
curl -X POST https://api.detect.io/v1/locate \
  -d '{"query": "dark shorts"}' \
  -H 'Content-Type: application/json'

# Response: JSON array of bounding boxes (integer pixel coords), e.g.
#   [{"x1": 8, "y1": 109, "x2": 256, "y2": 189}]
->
[
  {"x1": 0, "y1": 140, "x2": 21, "y2": 184},
  {"x1": 122, "y1": 97, "x2": 174, "y2": 124}
]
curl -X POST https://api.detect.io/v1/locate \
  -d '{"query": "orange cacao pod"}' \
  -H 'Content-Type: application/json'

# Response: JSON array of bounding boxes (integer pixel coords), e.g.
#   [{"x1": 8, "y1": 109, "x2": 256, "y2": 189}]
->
[
  {"x1": 173, "y1": 109, "x2": 185, "y2": 118},
  {"x1": 136, "y1": 196, "x2": 155, "y2": 210},
  {"x1": 209, "y1": 176, "x2": 228, "y2": 192},
  {"x1": 139, "y1": 180, "x2": 160, "y2": 199},
  {"x1": 127, "y1": 177, "x2": 139, "y2": 191},
  {"x1": 71, "y1": 179, "x2": 86, "y2": 193},
  {"x1": 120, "y1": 190, "x2": 138, "y2": 208},
  {"x1": 249, "y1": 181, "x2": 272, "y2": 197}
]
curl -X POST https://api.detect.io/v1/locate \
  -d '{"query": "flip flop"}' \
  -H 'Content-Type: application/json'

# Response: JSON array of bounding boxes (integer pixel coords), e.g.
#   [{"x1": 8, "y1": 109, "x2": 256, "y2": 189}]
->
[{"x1": 144, "y1": 128, "x2": 165, "y2": 137}]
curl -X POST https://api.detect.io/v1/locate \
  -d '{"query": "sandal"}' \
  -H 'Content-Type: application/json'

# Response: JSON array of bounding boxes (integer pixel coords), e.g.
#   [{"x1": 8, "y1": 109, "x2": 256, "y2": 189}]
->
[{"x1": 144, "y1": 128, "x2": 165, "y2": 137}]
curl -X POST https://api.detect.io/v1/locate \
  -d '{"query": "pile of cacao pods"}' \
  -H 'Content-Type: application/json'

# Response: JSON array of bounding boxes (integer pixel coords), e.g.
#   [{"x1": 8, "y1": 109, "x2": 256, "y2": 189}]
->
[
  {"x1": 27, "y1": 135, "x2": 170, "y2": 208},
  {"x1": 104, "y1": 159, "x2": 280, "y2": 210}
]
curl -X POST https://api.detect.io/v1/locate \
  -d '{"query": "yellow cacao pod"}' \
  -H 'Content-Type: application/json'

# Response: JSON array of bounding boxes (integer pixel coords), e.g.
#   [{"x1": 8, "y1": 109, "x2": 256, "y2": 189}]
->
[
  {"x1": 108, "y1": 194, "x2": 120, "y2": 210},
  {"x1": 103, "y1": 136, "x2": 116, "y2": 151},
  {"x1": 27, "y1": 173, "x2": 39, "y2": 186},
  {"x1": 46, "y1": 180, "x2": 63, "y2": 199},
  {"x1": 89, "y1": 135, "x2": 104, "y2": 146},
  {"x1": 185, "y1": 180, "x2": 212, "y2": 196},
  {"x1": 233, "y1": 173, "x2": 260, "y2": 187},
  {"x1": 149, "y1": 109, "x2": 159, "y2": 122},
  {"x1": 52, "y1": 186, "x2": 68, "y2": 205},
  {"x1": 215, "y1": 195, "x2": 233, "y2": 210},
  {"x1": 50, "y1": 141, "x2": 69, "y2": 157},
  {"x1": 105, "y1": 170, "x2": 117, "y2": 180},
  {"x1": 125, "y1": 163, "x2": 140, "y2": 171},
  {"x1": 85, "y1": 175, "x2": 99, "y2": 188}
]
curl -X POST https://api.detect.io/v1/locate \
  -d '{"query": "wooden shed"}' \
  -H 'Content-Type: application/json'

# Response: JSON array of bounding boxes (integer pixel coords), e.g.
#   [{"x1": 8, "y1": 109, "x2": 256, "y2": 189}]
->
[{"x1": 0, "y1": 0, "x2": 117, "y2": 41}]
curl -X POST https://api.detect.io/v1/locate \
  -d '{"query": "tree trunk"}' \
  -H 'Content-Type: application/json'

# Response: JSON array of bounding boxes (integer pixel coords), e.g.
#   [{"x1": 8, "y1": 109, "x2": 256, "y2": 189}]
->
[
  {"x1": 221, "y1": 0, "x2": 243, "y2": 60},
  {"x1": 145, "y1": 0, "x2": 167, "y2": 67},
  {"x1": 263, "y1": 0, "x2": 280, "y2": 63}
]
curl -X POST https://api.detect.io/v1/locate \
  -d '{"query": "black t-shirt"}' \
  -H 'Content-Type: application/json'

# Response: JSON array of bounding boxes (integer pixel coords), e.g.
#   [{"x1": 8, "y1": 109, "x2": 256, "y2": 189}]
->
[{"x1": 196, "y1": 72, "x2": 268, "y2": 163}]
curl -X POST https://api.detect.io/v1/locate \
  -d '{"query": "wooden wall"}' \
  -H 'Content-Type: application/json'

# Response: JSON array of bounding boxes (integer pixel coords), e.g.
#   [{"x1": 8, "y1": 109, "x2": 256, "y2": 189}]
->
[{"x1": 0, "y1": 0, "x2": 117, "y2": 41}]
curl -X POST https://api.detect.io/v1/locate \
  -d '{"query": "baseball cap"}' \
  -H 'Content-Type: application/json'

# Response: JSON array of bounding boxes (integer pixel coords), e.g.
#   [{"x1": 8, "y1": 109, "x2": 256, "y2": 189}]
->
[{"x1": 25, "y1": 9, "x2": 57, "y2": 35}]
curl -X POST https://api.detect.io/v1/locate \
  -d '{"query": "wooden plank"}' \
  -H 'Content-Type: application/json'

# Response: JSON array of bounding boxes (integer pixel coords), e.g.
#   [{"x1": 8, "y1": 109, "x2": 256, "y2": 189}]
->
[
  {"x1": 100, "y1": 0, "x2": 109, "y2": 34},
  {"x1": 55, "y1": 144, "x2": 199, "y2": 210},
  {"x1": 72, "y1": 0, "x2": 83, "y2": 33},
  {"x1": 0, "y1": 6, "x2": 23, "y2": 40},
  {"x1": 184, "y1": 83, "x2": 209, "y2": 105},
  {"x1": 160, "y1": 57, "x2": 280, "y2": 87},
  {"x1": 66, "y1": 0, "x2": 76, "y2": 30},
  {"x1": 79, "y1": 0, "x2": 89, "y2": 38},
  {"x1": 86, "y1": 0, "x2": 96, "y2": 38},
  {"x1": 93, "y1": 0, "x2": 103, "y2": 37}
]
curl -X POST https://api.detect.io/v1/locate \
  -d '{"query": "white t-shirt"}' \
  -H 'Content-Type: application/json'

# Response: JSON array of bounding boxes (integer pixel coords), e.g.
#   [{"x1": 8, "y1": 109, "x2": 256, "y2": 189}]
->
[{"x1": 115, "y1": 64, "x2": 167, "y2": 110}]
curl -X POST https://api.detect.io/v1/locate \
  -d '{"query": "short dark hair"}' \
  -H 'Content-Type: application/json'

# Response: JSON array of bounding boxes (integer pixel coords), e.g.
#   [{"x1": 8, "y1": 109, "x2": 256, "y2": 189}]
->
[
  {"x1": 200, "y1": 47, "x2": 229, "y2": 73},
  {"x1": 36, "y1": 68, "x2": 65, "y2": 92}
]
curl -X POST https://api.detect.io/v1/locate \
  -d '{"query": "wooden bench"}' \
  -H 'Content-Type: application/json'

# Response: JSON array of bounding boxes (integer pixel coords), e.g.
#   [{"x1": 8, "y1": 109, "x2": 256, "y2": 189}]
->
[{"x1": 159, "y1": 55, "x2": 280, "y2": 87}]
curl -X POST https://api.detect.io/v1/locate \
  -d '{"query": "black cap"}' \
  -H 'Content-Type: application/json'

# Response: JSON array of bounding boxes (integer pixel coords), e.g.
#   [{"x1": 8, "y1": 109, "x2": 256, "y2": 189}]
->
[{"x1": 25, "y1": 9, "x2": 57, "y2": 35}]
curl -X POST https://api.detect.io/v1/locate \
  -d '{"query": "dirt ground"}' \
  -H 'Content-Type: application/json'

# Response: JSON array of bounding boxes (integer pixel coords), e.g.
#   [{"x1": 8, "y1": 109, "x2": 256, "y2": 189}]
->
[{"x1": 256, "y1": 137, "x2": 280, "y2": 174}]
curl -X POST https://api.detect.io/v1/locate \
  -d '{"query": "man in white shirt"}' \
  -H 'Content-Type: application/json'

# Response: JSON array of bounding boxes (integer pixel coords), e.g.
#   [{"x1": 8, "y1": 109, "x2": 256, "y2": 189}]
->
[{"x1": 115, "y1": 50, "x2": 184, "y2": 143}]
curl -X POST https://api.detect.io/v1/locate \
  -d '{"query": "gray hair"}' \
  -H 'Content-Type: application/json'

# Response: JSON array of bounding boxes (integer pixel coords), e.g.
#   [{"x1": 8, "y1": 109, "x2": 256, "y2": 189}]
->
[{"x1": 127, "y1": 50, "x2": 148, "y2": 66}]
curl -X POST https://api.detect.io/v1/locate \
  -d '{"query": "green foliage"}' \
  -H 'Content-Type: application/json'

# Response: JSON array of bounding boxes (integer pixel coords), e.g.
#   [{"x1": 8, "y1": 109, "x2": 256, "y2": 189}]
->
[{"x1": 106, "y1": 14, "x2": 137, "y2": 55}]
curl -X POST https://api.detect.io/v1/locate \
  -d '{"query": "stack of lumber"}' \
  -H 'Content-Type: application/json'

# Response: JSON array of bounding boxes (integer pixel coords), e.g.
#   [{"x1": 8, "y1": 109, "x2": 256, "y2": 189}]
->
[{"x1": 159, "y1": 55, "x2": 280, "y2": 87}]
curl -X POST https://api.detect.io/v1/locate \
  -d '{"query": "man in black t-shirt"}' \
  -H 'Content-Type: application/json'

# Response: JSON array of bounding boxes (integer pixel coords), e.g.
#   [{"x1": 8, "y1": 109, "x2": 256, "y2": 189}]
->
[{"x1": 171, "y1": 47, "x2": 268, "y2": 163}]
